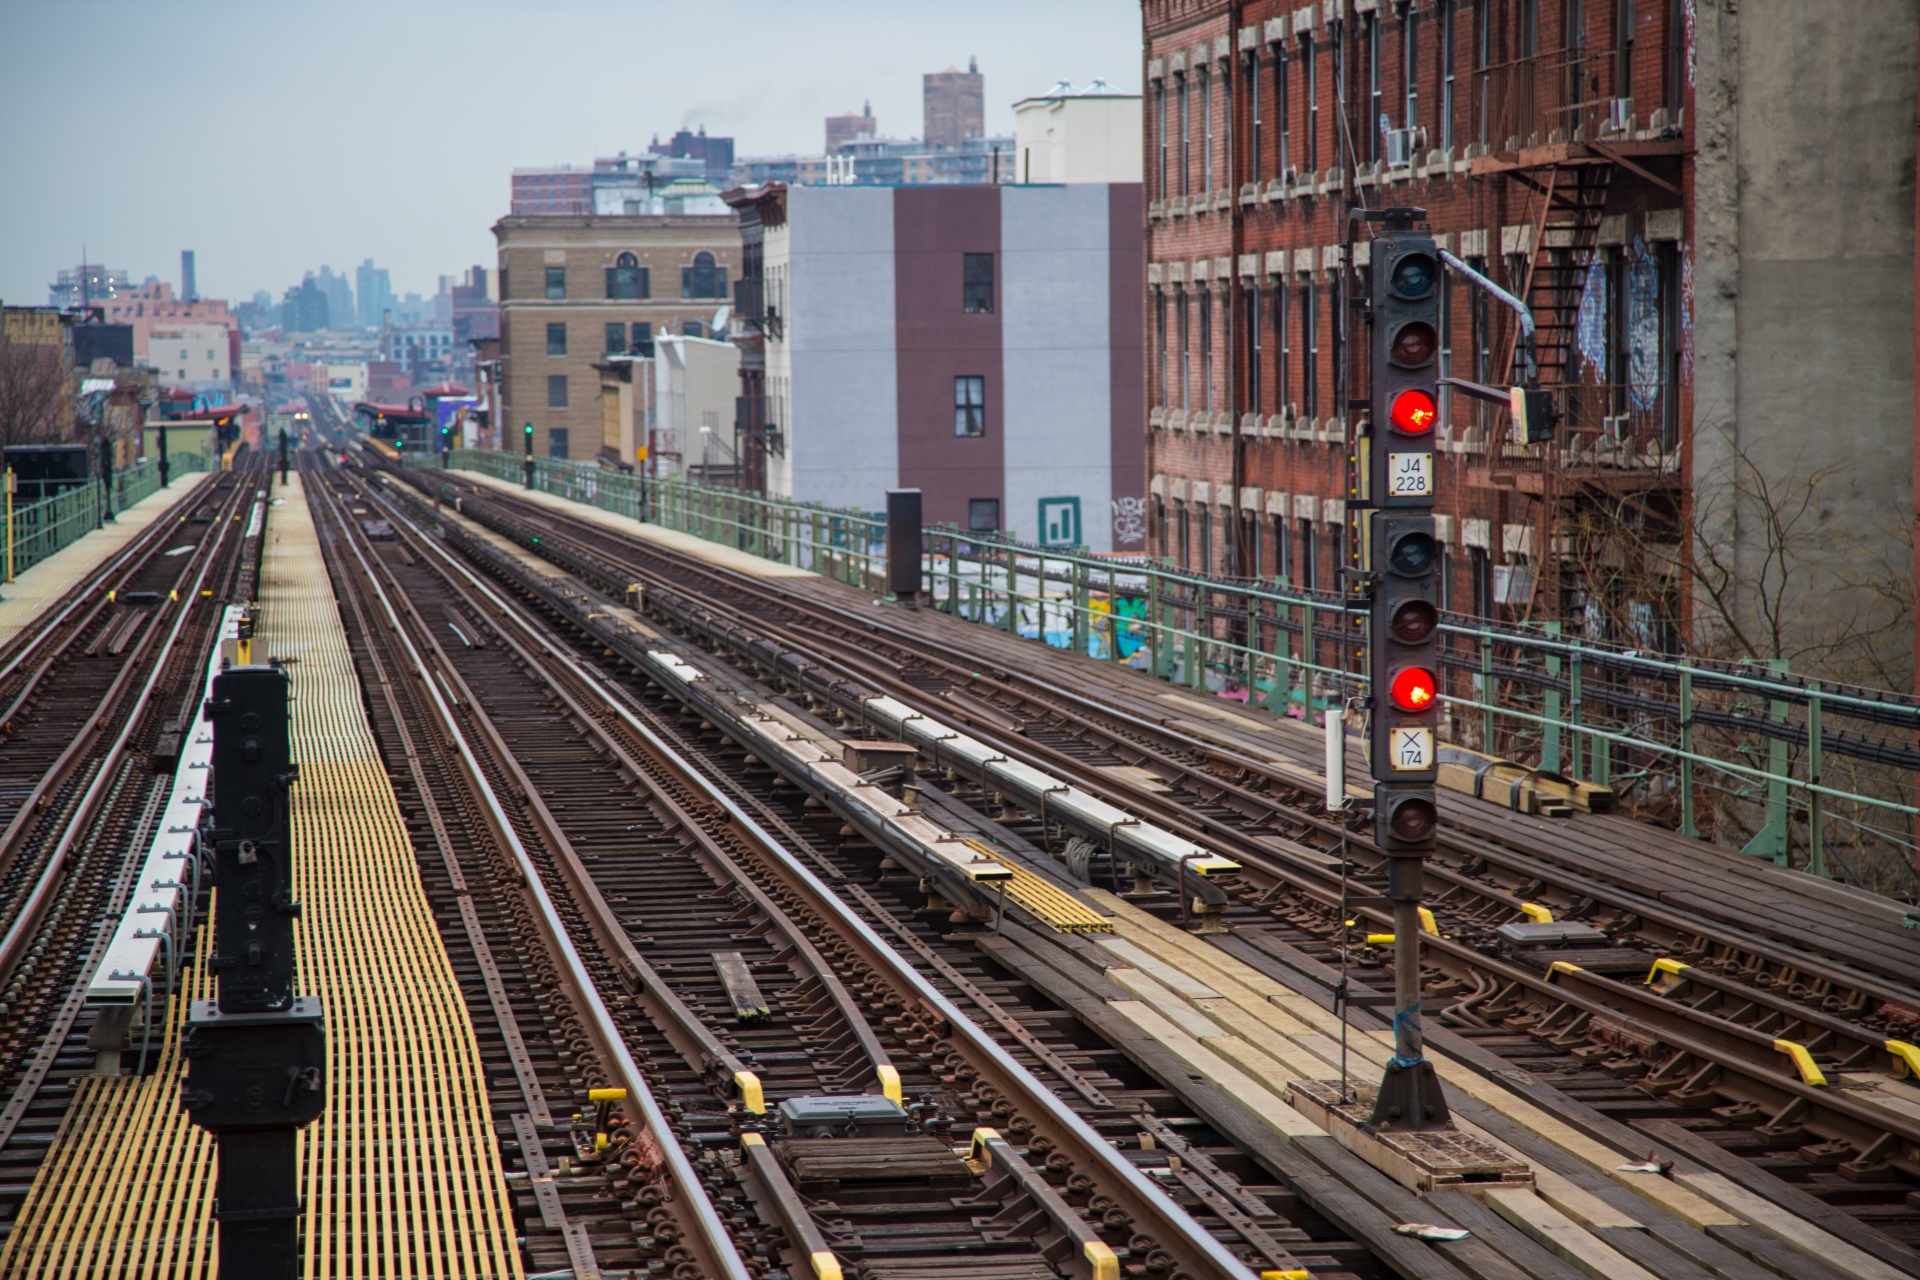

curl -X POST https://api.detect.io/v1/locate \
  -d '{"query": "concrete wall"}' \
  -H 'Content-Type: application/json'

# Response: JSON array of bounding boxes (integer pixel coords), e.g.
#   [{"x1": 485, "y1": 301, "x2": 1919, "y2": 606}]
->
[
  {"x1": 1014, "y1": 96, "x2": 1144, "y2": 184},
  {"x1": 785, "y1": 185, "x2": 897, "y2": 510},
  {"x1": 1002, "y1": 183, "x2": 1115, "y2": 550},
  {"x1": 1692, "y1": 0, "x2": 1916, "y2": 685}
]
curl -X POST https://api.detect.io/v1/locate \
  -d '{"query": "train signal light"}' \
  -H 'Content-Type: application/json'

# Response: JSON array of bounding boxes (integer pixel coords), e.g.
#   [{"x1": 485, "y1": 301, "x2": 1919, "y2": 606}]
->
[
  {"x1": 1358, "y1": 210, "x2": 1454, "y2": 1133},
  {"x1": 1510, "y1": 384, "x2": 1558, "y2": 444},
  {"x1": 1388, "y1": 666, "x2": 1436, "y2": 713},
  {"x1": 1368, "y1": 234, "x2": 1441, "y2": 509},
  {"x1": 1390, "y1": 389, "x2": 1437, "y2": 434}
]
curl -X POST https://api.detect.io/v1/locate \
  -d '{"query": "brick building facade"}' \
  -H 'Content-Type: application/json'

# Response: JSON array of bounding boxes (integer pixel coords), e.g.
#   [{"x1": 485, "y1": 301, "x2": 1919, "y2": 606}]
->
[
  {"x1": 493, "y1": 215, "x2": 738, "y2": 462},
  {"x1": 1144, "y1": 0, "x2": 1692, "y2": 643}
]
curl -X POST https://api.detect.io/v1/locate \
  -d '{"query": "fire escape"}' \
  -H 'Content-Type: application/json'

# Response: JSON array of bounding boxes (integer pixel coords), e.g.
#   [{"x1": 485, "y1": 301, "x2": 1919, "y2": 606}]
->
[{"x1": 1468, "y1": 39, "x2": 1687, "y2": 626}]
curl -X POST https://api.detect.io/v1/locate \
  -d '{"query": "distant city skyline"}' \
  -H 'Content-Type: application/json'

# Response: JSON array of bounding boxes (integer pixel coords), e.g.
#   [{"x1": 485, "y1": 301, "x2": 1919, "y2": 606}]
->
[{"x1": 0, "y1": 0, "x2": 1137, "y2": 305}]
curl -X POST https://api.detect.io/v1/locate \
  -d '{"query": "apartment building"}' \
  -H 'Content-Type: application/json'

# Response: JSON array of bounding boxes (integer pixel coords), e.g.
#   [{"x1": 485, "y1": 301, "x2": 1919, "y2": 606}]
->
[
  {"x1": 493, "y1": 214, "x2": 738, "y2": 460},
  {"x1": 725, "y1": 181, "x2": 1143, "y2": 551},
  {"x1": 1142, "y1": 0, "x2": 1915, "y2": 685}
]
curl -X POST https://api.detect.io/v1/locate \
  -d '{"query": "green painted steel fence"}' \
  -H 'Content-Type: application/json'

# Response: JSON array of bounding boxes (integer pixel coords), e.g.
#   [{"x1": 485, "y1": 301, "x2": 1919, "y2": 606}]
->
[
  {"x1": 433, "y1": 448, "x2": 1920, "y2": 898},
  {"x1": 6, "y1": 457, "x2": 207, "y2": 581}
]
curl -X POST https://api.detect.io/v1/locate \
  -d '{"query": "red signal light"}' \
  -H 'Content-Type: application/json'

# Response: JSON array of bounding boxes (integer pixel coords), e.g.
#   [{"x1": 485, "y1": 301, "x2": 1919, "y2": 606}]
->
[
  {"x1": 1391, "y1": 389, "x2": 1437, "y2": 434},
  {"x1": 1390, "y1": 667, "x2": 1436, "y2": 713}
]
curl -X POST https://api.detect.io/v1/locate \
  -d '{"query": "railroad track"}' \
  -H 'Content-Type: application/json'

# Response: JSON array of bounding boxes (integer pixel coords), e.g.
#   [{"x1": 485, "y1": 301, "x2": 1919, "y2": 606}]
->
[
  {"x1": 0, "y1": 465, "x2": 259, "y2": 1234},
  {"x1": 391, "y1": 460, "x2": 1920, "y2": 1260},
  {"x1": 320, "y1": 465, "x2": 1357, "y2": 1280}
]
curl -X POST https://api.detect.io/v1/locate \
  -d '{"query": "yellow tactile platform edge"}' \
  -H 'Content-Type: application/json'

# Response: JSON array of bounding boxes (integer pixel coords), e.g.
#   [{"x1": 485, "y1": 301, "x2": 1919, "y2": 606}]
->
[{"x1": 0, "y1": 474, "x2": 524, "y2": 1279}]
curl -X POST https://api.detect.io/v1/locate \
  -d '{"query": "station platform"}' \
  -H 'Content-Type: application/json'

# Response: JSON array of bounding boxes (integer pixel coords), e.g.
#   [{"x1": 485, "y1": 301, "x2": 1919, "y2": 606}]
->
[
  {"x1": 0, "y1": 472, "x2": 211, "y2": 650},
  {"x1": 453, "y1": 466, "x2": 816, "y2": 579},
  {"x1": 0, "y1": 474, "x2": 522, "y2": 1278}
]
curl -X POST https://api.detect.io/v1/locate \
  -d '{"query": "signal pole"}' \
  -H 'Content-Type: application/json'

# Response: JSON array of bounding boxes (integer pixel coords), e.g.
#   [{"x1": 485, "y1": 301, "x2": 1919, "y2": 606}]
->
[{"x1": 1356, "y1": 208, "x2": 1448, "y2": 1131}]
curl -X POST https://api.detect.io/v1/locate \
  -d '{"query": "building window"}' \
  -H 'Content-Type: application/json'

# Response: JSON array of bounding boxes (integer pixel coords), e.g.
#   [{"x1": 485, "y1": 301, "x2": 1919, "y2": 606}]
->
[
  {"x1": 548, "y1": 427, "x2": 569, "y2": 459},
  {"x1": 1664, "y1": 0, "x2": 1684, "y2": 110},
  {"x1": 605, "y1": 322, "x2": 626, "y2": 354},
  {"x1": 1470, "y1": 545, "x2": 1493, "y2": 617},
  {"x1": 1199, "y1": 65, "x2": 1213, "y2": 191},
  {"x1": 545, "y1": 266, "x2": 566, "y2": 299},
  {"x1": 1248, "y1": 53, "x2": 1262, "y2": 184},
  {"x1": 1478, "y1": 2, "x2": 1492, "y2": 148},
  {"x1": 963, "y1": 253, "x2": 994, "y2": 313},
  {"x1": 1616, "y1": 0, "x2": 1635, "y2": 97},
  {"x1": 683, "y1": 251, "x2": 726, "y2": 299},
  {"x1": 954, "y1": 375, "x2": 986, "y2": 436},
  {"x1": 1176, "y1": 502, "x2": 1190, "y2": 568},
  {"x1": 1441, "y1": 0, "x2": 1456, "y2": 152},
  {"x1": 631, "y1": 322, "x2": 654, "y2": 356},
  {"x1": 1246, "y1": 283, "x2": 1262, "y2": 411},
  {"x1": 1178, "y1": 288, "x2": 1191, "y2": 410},
  {"x1": 1199, "y1": 506, "x2": 1213, "y2": 575},
  {"x1": 1521, "y1": 0, "x2": 1539, "y2": 57},
  {"x1": 547, "y1": 375, "x2": 568, "y2": 408},
  {"x1": 607, "y1": 252, "x2": 647, "y2": 300},
  {"x1": 547, "y1": 323, "x2": 567, "y2": 356},
  {"x1": 1274, "y1": 278, "x2": 1290, "y2": 409},
  {"x1": 1155, "y1": 290, "x2": 1168, "y2": 404},
  {"x1": 1198, "y1": 289, "x2": 1213, "y2": 413},
  {"x1": 1178, "y1": 73, "x2": 1190, "y2": 195},
  {"x1": 1276, "y1": 46, "x2": 1290, "y2": 174},
  {"x1": 1404, "y1": 9, "x2": 1419, "y2": 130},
  {"x1": 1304, "y1": 37, "x2": 1319, "y2": 174},
  {"x1": 1273, "y1": 514, "x2": 1289, "y2": 582},
  {"x1": 1155, "y1": 81, "x2": 1168, "y2": 197},
  {"x1": 1300, "y1": 280, "x2": 1318, "y2": 418},
  {"x1": 1298, "y1": 518, "x2": 1317, "y2": 590},
  {"x1": 1366, "y1": 14, "x2": 1382, "y2": 164},
  {"x1": 968, "y1": 498, "x2": 1000, "y2": 532}
]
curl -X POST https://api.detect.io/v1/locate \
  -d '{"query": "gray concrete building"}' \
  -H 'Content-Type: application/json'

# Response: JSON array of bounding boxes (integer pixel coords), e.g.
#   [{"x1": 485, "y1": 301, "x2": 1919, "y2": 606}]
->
[
  {"x1": 725, "y1": 181, "x2": 1144, "y2": 551},
  {"x1": 1692, "y1": 0, "x2": 1917, "y2": 689}
]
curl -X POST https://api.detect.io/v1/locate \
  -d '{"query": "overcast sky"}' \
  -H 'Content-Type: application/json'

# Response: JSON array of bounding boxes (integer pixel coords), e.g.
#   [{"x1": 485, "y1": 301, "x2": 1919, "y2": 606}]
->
[{"x1": 0, "y1": 0, "x2": 1140, "y2": 308}]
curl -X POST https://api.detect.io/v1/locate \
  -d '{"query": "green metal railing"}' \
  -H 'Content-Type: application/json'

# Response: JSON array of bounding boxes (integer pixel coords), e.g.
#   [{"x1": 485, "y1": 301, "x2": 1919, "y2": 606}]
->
[
  {"x1": 6, "y1": 457, "x2": 207, "y2": 581},
  {"x1": 437, "y1": 448, "x2": 1920, "y2": 898}
]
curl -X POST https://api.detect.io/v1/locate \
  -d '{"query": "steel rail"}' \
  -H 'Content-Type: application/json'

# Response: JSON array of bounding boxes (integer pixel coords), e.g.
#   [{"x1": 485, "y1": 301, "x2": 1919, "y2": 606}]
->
[
  {"x1": 0, "y1": 472, "x2": 214, "y2": 685},
  {"x1": 395, "y1": 475, "x2": 1920, "y2": 1177},
  {"x1": 361, "y1": 474, "x2": 1266, "y2": 1280},
  {"x1": 0, "y1": 476, "x2": 247, "y2": 982},
  {"x1": 313, "y1": 476, "x2": 754, "y2": 1280},
  {"x1": 442, "y1": 476, "x2": 1920, "y2": 1013}
]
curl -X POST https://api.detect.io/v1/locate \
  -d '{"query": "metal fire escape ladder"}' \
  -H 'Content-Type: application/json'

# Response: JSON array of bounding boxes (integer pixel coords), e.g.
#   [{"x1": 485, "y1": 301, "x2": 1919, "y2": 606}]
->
[{"x1": 1504, "y1": 161, "x2": 1614, "y2": 388}]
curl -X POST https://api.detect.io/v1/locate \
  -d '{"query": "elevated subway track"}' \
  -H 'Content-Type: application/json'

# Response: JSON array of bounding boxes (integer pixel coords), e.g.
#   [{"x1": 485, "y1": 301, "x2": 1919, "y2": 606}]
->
[{"x1": 383, "y1": 455, "x2": 1920, "y2": 1273}]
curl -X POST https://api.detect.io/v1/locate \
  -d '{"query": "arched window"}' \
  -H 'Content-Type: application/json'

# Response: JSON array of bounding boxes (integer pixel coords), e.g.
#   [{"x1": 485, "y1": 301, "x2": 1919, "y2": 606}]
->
[
  {"x1": 683, "y1": 251, "x2": 727, "y2": 300},
  {"x1": 606, "y1": 251, "x2": 647, "y2": 300}
]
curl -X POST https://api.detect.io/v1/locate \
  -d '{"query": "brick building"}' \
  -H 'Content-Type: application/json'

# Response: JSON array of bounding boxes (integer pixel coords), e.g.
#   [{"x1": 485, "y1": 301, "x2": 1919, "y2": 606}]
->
[
  {"x1": 1143, "y1": 2, "x2": 1916, "y2": 685},
  {"x1": 925, "y1": 59, "x2": 987, "y2": 150},
  {"x1": 493, "y1": 214, "x2": 738, "y2": 461}
]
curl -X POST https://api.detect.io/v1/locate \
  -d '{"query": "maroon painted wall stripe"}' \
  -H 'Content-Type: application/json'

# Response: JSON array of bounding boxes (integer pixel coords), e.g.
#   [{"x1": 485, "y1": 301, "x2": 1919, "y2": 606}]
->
[{"x1": 892, "y1": 186, "x2": 1003, "y2": 529}]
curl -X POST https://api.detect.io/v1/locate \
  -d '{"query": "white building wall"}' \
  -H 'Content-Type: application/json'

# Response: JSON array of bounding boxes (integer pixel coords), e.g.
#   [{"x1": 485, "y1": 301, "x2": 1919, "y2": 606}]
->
[
  {"x1": 1013, "y1": 96, "x2": 1143, "y2": 185},
  {"x1": 1000, "y1": 184, "x2": 1114, "y2": 551},
  {"x1": 149, "y1": 322, "x2": 230, "y2": 388},
  {"x1": 783, "y1": 186, "x2": 896, "y2": 510},
  {"x1": 656, "y1": 334, "x2": 740, "y2": 474}
]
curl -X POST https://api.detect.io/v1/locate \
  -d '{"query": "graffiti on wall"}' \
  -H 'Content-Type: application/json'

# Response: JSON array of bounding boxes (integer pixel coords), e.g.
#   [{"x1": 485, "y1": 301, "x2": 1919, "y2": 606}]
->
[
  {"x1": 1627, "y1": 236, "x2": 1662, "y2": 412},
  {"x1": 1112, "y1": 495, "x2": 1146, "y2": 548}
]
